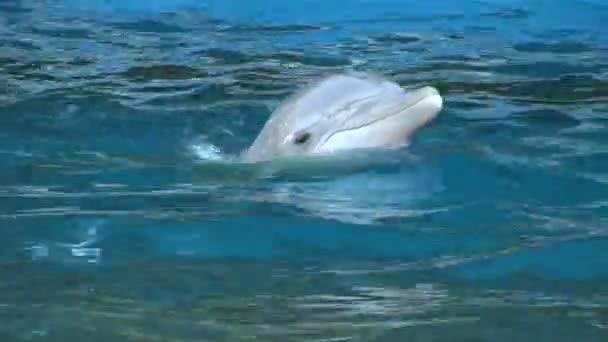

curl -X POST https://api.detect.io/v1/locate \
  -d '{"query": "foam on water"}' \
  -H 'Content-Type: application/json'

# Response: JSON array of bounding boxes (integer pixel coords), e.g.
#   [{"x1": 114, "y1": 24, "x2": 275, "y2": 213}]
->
[{"x1": 188, "y1": 139, "x2": 226, "y2": 161}]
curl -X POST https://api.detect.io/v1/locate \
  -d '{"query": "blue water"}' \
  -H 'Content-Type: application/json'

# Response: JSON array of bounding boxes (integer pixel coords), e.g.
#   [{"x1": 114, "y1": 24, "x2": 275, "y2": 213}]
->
[{"x1": 2, "y1": 0, "x2": 608, "y2": 340}]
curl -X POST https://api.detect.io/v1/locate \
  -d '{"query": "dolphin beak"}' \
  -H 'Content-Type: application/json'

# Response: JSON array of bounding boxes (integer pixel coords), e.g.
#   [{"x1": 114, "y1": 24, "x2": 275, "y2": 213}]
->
[
  {"x1": 399, "y1": 85, "x2": 443, "y2": 127},
  {"x1": 399, "y1": 86, "x2": 443, "y2": 119},
  {"x1": 318, "y1": 85, "x2": 443, "y2": 152}
]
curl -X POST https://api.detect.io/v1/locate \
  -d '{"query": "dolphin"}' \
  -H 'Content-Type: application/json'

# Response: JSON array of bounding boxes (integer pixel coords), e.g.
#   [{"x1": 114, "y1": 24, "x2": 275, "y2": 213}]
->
[{"x1": 242, "y1": 71, "x2": 443, "y2": 163}]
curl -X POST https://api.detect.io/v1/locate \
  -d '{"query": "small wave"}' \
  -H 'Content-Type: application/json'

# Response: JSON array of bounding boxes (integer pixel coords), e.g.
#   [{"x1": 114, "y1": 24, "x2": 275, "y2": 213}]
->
[
  {"x1": 30, "y1": 27, "x2": 93, "y2": 40},
  {"x1": 513, "y1": 41, "x2": 592, "y2": 54},
  {"x1": 194, "y1": 48, "x2": 258, "y2": 65},
  {"x1": 266, "y1": 51, "x2": 351, "y2": 67},
  {"x1": 481, "y1": 8, "x2": 530, "y2": 19},
  {"x1": 219, "y1": 24, "x2": 331, "y2": 34},
  {"x1": 118, "y1": 65, "x2": 207, "y2": 81},
  {"x1": 512, "y1": 109, "x2": 581, "y2": 129},
  {"x1": 113, "y1": 19, "x2": 188, "y2": 33},
  {"x1": 372, "y1": 33, "x2": 422, "y2": 44}
]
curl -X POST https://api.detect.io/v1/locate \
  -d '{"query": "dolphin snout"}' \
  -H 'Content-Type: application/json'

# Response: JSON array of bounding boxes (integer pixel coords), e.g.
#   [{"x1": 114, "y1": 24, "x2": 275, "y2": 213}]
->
[
  {"x1": 408, "y1": 86, "x2": 441, "y2": 104},
  {"x1": 417, "y1": 86, "x2": 440, "y2": 96},
  {"x1": 392, "y1": 86, "x2": 443, "y2": 130},
  {"x1": 395, "y1": 86, "x2": 443, "y2": 114},
  {"x1": 417, "y1": 86, "x2": 443, "y2": 112}
]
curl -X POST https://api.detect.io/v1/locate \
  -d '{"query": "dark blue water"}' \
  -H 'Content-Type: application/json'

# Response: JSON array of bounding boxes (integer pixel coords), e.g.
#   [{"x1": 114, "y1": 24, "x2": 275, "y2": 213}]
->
[{"x1": 2, "y1": 0, "x2": 608, "y2": 340}]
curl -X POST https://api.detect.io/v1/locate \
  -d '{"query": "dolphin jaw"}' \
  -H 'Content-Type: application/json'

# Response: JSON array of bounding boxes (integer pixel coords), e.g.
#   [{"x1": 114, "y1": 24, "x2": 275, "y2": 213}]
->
[
  {"x1": 409, "y1": 86, "x2": 443, "y2": 124},
  {"x1": 315, "y1": 86, "x2": 443, "y2": 153}
]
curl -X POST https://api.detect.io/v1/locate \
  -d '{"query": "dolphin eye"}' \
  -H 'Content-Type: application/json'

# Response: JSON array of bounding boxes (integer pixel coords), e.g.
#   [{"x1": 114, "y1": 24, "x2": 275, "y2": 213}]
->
[{"x1": 293, "y1": 132, "x2": 311, "y2": 145}]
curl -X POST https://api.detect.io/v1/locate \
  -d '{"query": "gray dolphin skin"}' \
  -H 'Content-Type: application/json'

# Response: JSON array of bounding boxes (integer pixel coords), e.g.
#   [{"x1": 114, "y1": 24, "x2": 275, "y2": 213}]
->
[{"x1": 243, "y1": 72, "x2": 443, "y2": 163}]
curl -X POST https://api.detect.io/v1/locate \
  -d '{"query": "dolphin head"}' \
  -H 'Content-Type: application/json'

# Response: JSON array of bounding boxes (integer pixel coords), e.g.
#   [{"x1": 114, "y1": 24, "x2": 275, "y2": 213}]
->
[{"x1": 243, "y1": 72, "x2": 443, "y2": 162}]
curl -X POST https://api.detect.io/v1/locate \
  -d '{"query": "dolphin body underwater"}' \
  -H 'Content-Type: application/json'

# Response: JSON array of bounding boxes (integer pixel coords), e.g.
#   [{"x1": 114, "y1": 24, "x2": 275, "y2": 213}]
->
[{"x1": 242, "y1": 71, "x2": 443, "y2": 164}]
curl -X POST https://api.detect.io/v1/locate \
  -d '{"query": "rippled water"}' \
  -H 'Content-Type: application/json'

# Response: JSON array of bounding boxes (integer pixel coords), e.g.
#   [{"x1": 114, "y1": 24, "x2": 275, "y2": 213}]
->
[{"x1": 2, "y1": 0, "x2": 608, "y2": 340}]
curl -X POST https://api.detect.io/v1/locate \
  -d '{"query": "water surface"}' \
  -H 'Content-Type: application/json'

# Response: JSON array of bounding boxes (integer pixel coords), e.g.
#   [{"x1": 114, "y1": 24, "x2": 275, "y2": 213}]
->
[{"x1": 1, "y1": 0, "x2": 608, "y2": 340}]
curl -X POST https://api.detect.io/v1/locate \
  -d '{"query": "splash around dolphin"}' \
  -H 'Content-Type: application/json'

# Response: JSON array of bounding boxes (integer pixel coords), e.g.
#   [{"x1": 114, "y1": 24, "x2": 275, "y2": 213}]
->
[{"x1": 242, "y1": 71, "x2": 443, "y2": 163}]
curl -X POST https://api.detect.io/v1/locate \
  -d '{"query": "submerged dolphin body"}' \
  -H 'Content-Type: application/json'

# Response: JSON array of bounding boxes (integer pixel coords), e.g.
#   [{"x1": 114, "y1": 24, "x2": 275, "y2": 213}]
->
[{"x1": 243, "y1": 72, "x2": 443, "y2": 163}]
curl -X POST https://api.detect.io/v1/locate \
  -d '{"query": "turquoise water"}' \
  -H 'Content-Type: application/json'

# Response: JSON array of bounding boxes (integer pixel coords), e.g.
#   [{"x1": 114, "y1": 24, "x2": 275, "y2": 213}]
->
[{"x1": 2, "y1": 0, "x2": 608, "y2": 340}]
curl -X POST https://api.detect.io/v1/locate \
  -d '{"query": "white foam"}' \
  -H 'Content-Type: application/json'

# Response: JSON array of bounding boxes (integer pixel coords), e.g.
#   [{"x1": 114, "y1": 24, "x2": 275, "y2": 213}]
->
[{"x1": 189, "y1": 141, "x2": 225, "y2": 161}]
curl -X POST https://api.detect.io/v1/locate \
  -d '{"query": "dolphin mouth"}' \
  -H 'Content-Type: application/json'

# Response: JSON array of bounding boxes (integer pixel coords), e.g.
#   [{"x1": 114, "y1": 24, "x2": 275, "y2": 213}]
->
[
  {"x1": 349, "y1": 86, "x2": 442, "y2": 128},
  {"x1": 319, "y1": 86, "x2": 443, "y2": 149},
  {"x1": 383, "y1": 86, "x2": 442, "y2": 120}
]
